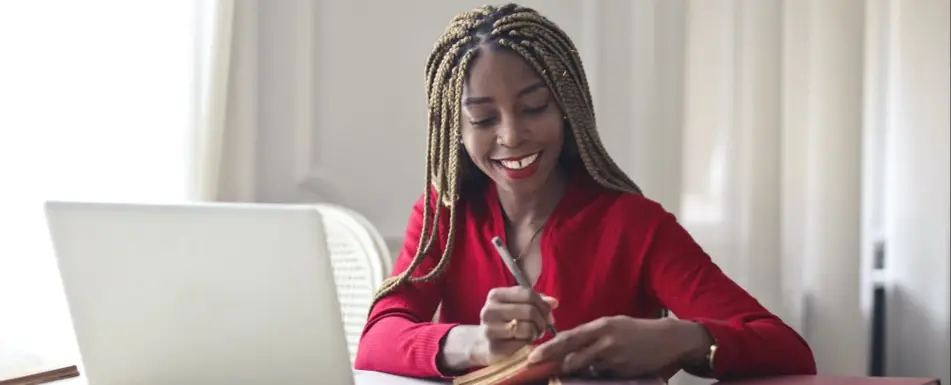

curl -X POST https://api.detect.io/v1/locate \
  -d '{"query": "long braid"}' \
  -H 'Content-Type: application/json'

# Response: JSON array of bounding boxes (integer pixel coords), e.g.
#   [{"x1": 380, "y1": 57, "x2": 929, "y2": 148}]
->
[
  {"x1": 371, "y1": 13, "x2": 485, "y2": 299},
  {"x1": 371, "y1": 3, "x2": 642, "y2": 305}
]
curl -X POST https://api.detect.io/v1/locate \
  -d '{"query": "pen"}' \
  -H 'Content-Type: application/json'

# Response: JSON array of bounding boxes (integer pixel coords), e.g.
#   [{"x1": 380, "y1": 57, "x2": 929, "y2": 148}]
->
[{"x1": 491, "y1": 236, "x2": 558, "y2": 337}]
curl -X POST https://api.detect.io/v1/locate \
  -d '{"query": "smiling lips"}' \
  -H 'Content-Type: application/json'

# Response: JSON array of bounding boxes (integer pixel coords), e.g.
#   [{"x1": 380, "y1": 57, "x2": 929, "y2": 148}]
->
[{"x1": 493, "y1": 151, "x2": 542, "y2": 180}]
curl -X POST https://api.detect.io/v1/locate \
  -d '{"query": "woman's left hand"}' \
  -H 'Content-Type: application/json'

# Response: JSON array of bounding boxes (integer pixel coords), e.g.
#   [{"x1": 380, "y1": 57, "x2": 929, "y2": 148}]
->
[{"x1": 526, "y1": 315, "x2": 706, "y2": 378}]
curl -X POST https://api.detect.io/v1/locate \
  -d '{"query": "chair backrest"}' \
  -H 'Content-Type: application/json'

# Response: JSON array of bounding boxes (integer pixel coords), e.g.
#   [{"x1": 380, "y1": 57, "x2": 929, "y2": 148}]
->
[
  {"x1": 312, "y1": 204, "x2": 391, "y2": 365},
  {"x1": 334, "y1": 206, "x2": 393, "y2": 274}
]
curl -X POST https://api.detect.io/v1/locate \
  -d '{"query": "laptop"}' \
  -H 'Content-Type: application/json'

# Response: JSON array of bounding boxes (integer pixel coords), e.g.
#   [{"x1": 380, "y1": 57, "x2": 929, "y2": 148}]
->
[{"x1": 44, "y1": 201, "x2": 355, "y2": 385}]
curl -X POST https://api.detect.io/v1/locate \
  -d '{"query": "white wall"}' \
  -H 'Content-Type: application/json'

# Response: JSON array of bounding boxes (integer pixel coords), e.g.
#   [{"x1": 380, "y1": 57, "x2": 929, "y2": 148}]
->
[{"x1": 236, "y1": 0, "x2": 949, "y2": 383}]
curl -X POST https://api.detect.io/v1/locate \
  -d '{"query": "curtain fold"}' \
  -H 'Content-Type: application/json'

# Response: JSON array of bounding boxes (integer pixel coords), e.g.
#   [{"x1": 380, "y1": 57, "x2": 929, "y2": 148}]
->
[
  {"x1": 192, "y1": 0, "x2": 259, "y2": 202},
  {"x1": 192, "y1": 0, "x2": 234, "y2": 201},
  {"x1": 670, "y1": 0, "x2": 870, "y2": 383}
]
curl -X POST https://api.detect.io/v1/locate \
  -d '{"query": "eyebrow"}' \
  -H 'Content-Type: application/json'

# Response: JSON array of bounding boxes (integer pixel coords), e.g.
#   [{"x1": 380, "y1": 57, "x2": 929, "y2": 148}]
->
[{"x1": 462, "y1": 80, "x2": 547, "y2": 106}]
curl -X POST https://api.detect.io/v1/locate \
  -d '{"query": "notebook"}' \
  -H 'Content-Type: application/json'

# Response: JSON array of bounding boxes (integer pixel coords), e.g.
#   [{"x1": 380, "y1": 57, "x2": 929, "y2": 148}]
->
[{"x1": 451, "y1": 346, "x2": 671, "y2": 385}]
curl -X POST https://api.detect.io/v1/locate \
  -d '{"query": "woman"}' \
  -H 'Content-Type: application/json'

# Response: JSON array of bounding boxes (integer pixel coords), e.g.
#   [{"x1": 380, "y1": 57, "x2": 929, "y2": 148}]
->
[{"x1": 354, "y1": 3, "x2": 816, "y2": 381}]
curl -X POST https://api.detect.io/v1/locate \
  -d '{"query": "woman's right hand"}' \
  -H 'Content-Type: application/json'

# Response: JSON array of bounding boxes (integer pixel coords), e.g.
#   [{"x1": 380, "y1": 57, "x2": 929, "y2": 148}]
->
[{"x1": 474, "y1": 286, "x2": 558, "y2": 365}]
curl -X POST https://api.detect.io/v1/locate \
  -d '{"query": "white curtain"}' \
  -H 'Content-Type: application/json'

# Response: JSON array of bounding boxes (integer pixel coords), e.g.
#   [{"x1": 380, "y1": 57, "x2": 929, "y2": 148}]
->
[
  {"x1": 663, "y1": 1, "x2": 949, "y2": 384},
  {"x1": 680, "y1": 0, "x2": 869, "y2": 351},
  {"x1": 0, "y1": 0, "x2": 243, "y2": 367},
  {"x1": 679, "y1": 0, "x2": 792, "y2": 320},
  {"x1": 193, "y1": 0, "x2": 236, "y2": 201},
  {"x1": 191, "y1": 0, "x2": 259, "y2": 203}
]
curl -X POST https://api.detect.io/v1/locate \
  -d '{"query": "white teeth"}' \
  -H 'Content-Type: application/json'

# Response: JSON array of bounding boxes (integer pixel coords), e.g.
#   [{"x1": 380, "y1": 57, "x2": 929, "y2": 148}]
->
[{"x1": 499, "y1": 153, "x2": 539, "y2": 170}]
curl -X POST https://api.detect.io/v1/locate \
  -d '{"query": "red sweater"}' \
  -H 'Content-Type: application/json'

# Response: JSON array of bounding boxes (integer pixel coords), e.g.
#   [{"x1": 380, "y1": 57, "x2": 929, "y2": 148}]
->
[{"x1": 354, "y1": 170, "x2": 816, "y2": 380}]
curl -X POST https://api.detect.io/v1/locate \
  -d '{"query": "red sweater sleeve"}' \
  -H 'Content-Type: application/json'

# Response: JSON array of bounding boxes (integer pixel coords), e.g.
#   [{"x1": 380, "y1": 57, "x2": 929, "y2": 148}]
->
[
  {"x1": 642, "y1": 211, "x2": 817, "y2": 379},
  {"x1": 352, "y1": 192, "x2": 459, "y2": 378}
]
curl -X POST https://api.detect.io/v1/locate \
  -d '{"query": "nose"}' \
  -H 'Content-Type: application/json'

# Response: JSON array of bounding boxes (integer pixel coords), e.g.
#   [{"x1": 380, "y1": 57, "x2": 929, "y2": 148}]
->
[{"x1": 495, "y1": 119, "x2": 525, "y2": 148}]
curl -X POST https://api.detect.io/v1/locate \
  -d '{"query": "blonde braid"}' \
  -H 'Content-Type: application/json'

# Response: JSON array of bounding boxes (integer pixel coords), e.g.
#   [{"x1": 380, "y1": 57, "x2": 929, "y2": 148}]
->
[
  {"x1": 371, "y1": 3, "x2": 642, "y2": 305},
  {"x1": 371, "y1": 11, "x2": 488, "y2": 299},
  {"x1": 409, "y1": 49, "x2": 478, "y2": 283}
]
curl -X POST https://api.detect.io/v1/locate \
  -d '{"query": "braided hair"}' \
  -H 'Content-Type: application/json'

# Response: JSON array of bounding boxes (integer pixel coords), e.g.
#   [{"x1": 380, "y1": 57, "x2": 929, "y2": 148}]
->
[{"x1": 371, "y1": 3, "x2": 642, "y2": 304}]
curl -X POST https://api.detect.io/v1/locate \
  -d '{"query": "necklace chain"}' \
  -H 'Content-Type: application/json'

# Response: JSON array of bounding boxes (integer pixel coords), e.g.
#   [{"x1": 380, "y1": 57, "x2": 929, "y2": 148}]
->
[{"x1": 514, "y1": 225, "x2": 545, "y2": 262}]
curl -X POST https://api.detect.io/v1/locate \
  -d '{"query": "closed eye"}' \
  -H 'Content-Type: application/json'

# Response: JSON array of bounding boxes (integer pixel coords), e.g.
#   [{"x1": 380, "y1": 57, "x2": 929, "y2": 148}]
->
[
  {"x1": 469, "y1": 116, "x2": 497, "y2": 126},
  {"x1": 467, "y1": 103, "x2": 548, "y2": 126},
  {"x1": 524, "y1": 104, "x2": 549, "y2": 115}
]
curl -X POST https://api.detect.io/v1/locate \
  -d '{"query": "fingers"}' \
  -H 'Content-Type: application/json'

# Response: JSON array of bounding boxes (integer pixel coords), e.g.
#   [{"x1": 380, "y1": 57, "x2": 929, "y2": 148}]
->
[
  {"x1": 542, "y1": 296, "x2": 558, "y2": 324},
  {"x1": 562, "y1": 335, "x2": 614, "y2": 373},
  {"x1": 527, "y1": 317, "x2": 613, "y2": 364},
  {"x1": 527, "y1": 329, "x2": 595, "y2": 365},
  {"x1": 486, "y1": 287, "x2": 553, "y2": 315},
  {"x1": 482, "y1": 287, "x2": 556, "y2": 338},
  {"x1": 484, "y1": 319, "x2": 538, "y2": 340},
  {"x1": 481, "y1": 302, "x2": 548, "y2": 338}
]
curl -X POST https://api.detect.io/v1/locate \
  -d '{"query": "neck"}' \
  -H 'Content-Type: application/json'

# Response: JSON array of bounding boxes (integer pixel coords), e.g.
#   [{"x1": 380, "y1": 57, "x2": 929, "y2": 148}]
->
[{"x1": 495, "y1": 168, "x2": 568, "y2": 228}]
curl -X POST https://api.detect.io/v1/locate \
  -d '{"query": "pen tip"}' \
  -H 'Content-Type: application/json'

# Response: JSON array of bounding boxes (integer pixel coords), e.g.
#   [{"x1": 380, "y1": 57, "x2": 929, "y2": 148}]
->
[{"x1": 491, "y1": 236, "x2": 503, "y2": 246}]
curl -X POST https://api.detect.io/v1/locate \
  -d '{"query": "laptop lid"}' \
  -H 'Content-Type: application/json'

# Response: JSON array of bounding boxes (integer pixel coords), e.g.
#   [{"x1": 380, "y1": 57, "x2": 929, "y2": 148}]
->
[{"x1": 44, "y1": 201, "x2": 354, "y2": 385}]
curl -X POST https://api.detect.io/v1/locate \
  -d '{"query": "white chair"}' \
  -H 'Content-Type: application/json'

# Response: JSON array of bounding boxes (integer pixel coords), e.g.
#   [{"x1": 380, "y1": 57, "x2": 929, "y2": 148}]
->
[
  {"x1": 313, "y1": 204, "x2": 391, "y2": 365},
  {"x1": 335, "y1": 206, "x2": 393, "y2": 274}
]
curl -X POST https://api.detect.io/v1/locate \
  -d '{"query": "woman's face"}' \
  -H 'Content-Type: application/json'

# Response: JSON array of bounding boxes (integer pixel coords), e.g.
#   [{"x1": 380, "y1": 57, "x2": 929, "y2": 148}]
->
[{"x1": 460, "y1": 48, "x2": 565, "y2": 195}]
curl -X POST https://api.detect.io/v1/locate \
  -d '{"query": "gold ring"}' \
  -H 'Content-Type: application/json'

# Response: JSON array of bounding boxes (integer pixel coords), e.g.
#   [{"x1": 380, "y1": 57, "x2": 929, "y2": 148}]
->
[{"x1": 505, "y1": 319, "x2": 519, "y2": 338}]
